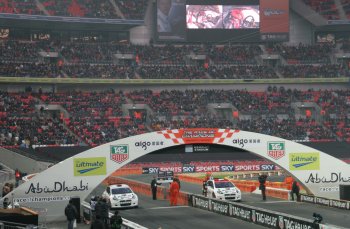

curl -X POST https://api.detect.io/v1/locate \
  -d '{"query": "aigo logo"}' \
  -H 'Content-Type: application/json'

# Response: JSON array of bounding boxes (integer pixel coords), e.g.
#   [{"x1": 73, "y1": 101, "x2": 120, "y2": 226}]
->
[
  {"x1": 135, "y1": 141, "x2": 164, "y2": 150},
  {"x1": 267, "y1": 141, "x2": 285, "y2": 160},
  {"x1": 289, "y1": 153, "x2": 320, "y2": 170}
]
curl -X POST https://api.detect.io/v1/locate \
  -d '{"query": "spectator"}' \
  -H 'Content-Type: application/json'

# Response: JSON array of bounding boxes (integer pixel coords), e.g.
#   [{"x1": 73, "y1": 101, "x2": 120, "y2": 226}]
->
[
  {"x1": 258, "y1": 174, "x2": 268, "y2": 201},
  {"x1": 110, "y1": 210, "x2": 123, "y2": 229},
  {"x1": 64, "y1": 199, "x2": 78, "y2": 229},
  {"x1": 151, "y1": 175, "x2": 161, "y2": 200},
  {"x1": 291, "y1": 181, "x2": 300, "y2": 201}
]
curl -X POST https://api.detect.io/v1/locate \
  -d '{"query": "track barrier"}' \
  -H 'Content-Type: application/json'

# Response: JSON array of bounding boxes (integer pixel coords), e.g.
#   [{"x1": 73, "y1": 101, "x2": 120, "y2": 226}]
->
[
  {"x1": 190, "y1": 194, "x2": 346, "y2": 229},
  {"x1": 300, "y1": 194, "x2": 350, "y2": 210}
]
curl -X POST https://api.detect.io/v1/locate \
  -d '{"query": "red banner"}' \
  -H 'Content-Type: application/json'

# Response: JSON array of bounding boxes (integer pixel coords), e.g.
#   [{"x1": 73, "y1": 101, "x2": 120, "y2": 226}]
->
[
  {"x1": 158, "y1": 128, "x2": 239, "y2": 144},
  {"x1": 260, "y1": 0, "x2": 289, "y2": 33}
]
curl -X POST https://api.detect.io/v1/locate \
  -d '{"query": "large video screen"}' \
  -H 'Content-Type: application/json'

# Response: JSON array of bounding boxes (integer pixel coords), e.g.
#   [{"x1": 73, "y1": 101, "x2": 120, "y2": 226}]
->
[
  {"x1": 186, "y1": 5, "x2": 260, "y2": 29},
  {"x1": 156, "y1": 0, "x2": 288, "y2": 42}
]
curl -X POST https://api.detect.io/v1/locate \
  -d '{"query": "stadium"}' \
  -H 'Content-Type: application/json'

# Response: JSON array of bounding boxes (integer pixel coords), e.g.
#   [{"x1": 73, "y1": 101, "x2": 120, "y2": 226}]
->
[{"x1": 0, "y1": 0, "x2": 350, "y2": 228}]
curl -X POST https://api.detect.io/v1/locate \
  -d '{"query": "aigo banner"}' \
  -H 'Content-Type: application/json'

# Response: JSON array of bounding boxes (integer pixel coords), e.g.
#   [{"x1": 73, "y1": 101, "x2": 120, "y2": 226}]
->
[{"x1": 260, "y1": 0, "x2": 289, "y2": 33}]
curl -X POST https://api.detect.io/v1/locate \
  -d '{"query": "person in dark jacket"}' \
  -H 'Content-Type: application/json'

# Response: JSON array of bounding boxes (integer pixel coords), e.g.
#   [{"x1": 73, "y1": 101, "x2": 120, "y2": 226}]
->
[
  {"x1": 90, "y1": 215, "x2": 105, "y2": 229},
  {"x1": 258, "y1": 174, "x2": 268, "y2": 201},
  {"x1": 291, "y1": 181, "x2": 300, "y2": 201},
  {"x1": 110, "y1": 210, "x2": 123, "y2": 229},
  {"x1": 151, "y1": 176, "x2": 161, "y2": 200},
  {"x1": 64, "y1": 199, "x2": 78, "y2": 229},
  {"x1": 95, "y1": 197, "x2": 109, "y2": 228}
]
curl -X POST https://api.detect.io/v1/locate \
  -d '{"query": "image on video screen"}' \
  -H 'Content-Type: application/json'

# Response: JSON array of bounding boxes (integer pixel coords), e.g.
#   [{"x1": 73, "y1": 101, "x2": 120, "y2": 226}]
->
[
  {"x1": 186, "y1": 5, "x2": 223, "y2": 29},
  {"x1": 222, "y1": 5, "x2": 259, "y2": 29}
]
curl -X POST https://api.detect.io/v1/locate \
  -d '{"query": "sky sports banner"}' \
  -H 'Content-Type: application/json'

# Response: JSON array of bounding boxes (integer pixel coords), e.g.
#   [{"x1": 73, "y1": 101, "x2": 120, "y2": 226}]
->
[
  {"x1": 191, "y1": 194, "x2": 318, "y2": 229},
  {"x1": 142, "y1": 164, "x2": 276, "y2": 174}
]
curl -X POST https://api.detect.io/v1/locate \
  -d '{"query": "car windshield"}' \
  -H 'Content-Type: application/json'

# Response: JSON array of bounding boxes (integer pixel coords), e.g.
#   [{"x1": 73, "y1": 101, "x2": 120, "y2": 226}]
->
[
  {"x1": 111, "y1": 187, "x2": 132, "y2": 195},
  {"x1": 215, "y1": 181, "x2": 235, "y2": 188}
]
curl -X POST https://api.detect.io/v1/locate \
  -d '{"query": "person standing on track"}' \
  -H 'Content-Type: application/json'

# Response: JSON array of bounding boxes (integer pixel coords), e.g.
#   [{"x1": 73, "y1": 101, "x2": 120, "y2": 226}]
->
[
  {"x1": 151, "y1": 175, "x2": 161, "y2": 200},
  {"x1": 169, "y1": 179, "x2": 180, "y2": 206},
  {"x1": 258, "y1": 174, "x2": 268, "y2": 201}
]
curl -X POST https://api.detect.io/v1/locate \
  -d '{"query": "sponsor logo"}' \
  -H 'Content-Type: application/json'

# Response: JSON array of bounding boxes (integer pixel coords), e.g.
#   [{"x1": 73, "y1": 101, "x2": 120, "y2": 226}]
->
[
  {"x1": 230, "y1": 205, "x2": 251, "y2": 220},
  {"x1": 160, "y1": 166, "x2": 182, "y2": 173},
  {"x1": 194, "y1": 197, "x2": 209, "y2": 209},
  {"x1": 135, "y1": 141, "x2": 163, "y2": 150},
  {"x1": 195, "y1": 165, "x2": 220, "y2": 172},
  {"x1": 211, "y1": 201, "x2": 229, "y2": 214},
  {"x1": 220, "y1": 165, "x2": 234, "y2": 172},
  {"x1": 183, "y1": 130, "x2": 215, "y2": 138},
  {"x1": 255, "y1": 212, "x2": 277, "y2": 227},
  {"x1": 260, "y1": 164, "x2": 275, "y2": 171},
  {"x1": 320, "y1": 186, "x2": 339, "y2": 192},
  {"x1": 73, "y1": 157, "x2": 106, "y2": 176},
  {"x1": 315, "y1": 197, "x2": 330, "y2": 206},
  {"x1": 283, "y1": 219, "x2": 313, "y2": 229},
  {"x1": 263, "y1": 8, "x2": 286, "y2": 16},
  {"x1": 182, "y1": 165, "x2": 195, "y2": 173},
  {"x1": 110, "y1": 145, "x2": 129, "y2": 163},
  {"x1": 300, "y1": 195, "x2": 314, "y2": 203},
  {"x1": 305, "y1": 172, "x2": 350, "y2": 184},
  {"x1": 289, "y1": 153, "x2": 320, "y2": 170},
  {"x1": 279, "y1": 216, "x2": 284, "y2": 229},
  {"x1": 193, "y1": 145, "x2": 209, "y2": 152},
  {"x1": 235, "y1": 165, "x2": 260, "y2": 171},
  {"x1": 232, "y1": 138, "x2": 261, "y2": 147},
  {"x1": 267, "y1": 142, "x2": 285, "y2": 160},
  {"x1": 330, "y1": 199, "x2": 349, "y2": 210},
  {"x1": 25, "y1": 180, "x2": 88, "y2": 194},
  {"x1": 251, "y1": 210, "x2": 256, "y2": 222},
  {"x1": 142, "y1": 167, "x2": 159, "y2": 174}
]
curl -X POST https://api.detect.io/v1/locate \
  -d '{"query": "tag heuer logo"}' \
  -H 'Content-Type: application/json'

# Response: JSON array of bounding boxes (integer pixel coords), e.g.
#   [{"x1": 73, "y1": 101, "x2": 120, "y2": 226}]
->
[
  {"x1": 251, "y1": 210, "x2": 256, "y2": 222},
  {"x1": 267, "y1": 142, "x2": 285, "y2": 160},
  {"x1": 110, "y1": 145, "x2": 129, "y2": 163},
  {"x1": 279, "y1": 216, "x2": 284, "y2": 229}
]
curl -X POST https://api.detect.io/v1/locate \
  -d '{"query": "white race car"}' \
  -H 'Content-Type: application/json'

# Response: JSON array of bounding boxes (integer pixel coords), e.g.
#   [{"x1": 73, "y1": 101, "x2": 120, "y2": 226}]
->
[
  {"x1": 102, "y1": 184, "x2": 138, "y2": 209},
  {"x1": 204, "y1": 178, "x2": 241, "y2": 201}
]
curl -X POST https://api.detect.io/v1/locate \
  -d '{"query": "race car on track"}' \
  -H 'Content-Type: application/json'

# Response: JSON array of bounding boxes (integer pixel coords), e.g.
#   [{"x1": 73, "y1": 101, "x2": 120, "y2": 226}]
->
[
  {"x1": 102, "y1": 184, "x2": 139, "y2": 209},
  {"x1": 203, "y1": 178, "x2": 241, "y2": 201}
]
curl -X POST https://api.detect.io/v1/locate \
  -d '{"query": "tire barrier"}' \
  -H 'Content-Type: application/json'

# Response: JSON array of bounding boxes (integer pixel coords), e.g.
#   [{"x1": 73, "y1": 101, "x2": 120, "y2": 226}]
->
[{"x1": 190, "y1": 194, "x2": 345, "y2": 229}]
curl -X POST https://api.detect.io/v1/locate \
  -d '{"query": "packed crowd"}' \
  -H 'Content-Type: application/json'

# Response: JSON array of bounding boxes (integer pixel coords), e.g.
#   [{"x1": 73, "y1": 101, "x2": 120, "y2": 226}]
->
[
  {"x1": 279, "y1": 64, "x2": 347, "y2": 78},
  {"x1": 302, "y1": 0, "x2": 340, "y2": 20},
  {"x1": 341, "y1": 0, "x2": 350, "y2": 18},
  {"x1": 269, "y1": 43, "x2": 333, "y2": 64},
  {"x1": 0, "y1": 40, "x2": 348, "y2": 79},
  {"x1": 0, "y1": 0, "x2": 147, "y2": 19},
  {"x1": 1, "y1": 88, "x2": 349, "y2": 148}
]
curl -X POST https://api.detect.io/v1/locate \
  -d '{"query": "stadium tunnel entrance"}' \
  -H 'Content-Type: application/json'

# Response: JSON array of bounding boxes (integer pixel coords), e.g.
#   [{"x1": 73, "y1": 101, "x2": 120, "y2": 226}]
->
[{"x1": 2, "y1": 128, "x2": 350, "y2": 222}]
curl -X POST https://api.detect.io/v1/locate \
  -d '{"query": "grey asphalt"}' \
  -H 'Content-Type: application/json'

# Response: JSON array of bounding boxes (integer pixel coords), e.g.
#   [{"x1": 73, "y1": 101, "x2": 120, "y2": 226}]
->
[
  {"x1": 124, "y1": 174, "x2": 350, "y2": 228},
  {"x1": 46, "y1": 174, "x2": 349, "y2": 228}
]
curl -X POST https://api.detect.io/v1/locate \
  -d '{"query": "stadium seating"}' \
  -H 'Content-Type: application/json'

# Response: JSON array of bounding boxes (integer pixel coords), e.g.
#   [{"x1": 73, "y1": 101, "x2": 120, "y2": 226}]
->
[
  {"x1": 302, "y1": 0, "x2": 340, "y2": 20},
  {"x1": 0, "y1": 40, "x2": 348, "y2": 79},
  {"x1": 2, "y1": 88, "x2": 349, "y2": 148}
]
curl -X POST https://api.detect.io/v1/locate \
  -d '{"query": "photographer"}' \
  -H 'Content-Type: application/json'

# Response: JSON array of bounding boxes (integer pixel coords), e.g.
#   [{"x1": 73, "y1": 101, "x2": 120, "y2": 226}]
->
[{"x1": 258, "y1": 174, "x2": 268, "y2": 201}]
